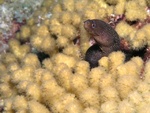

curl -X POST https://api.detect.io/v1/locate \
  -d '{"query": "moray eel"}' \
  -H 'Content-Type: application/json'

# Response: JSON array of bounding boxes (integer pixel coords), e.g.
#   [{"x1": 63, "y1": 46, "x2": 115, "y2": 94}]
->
[{"x1": 84, "y1": 19, "x2": 120, "y2": 68}]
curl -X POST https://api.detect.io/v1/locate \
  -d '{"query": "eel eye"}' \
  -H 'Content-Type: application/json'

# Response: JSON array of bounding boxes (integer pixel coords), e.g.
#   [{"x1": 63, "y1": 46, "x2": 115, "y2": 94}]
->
[{"x1": 92, "y1": 23, "x2": 96, "y2": 28}]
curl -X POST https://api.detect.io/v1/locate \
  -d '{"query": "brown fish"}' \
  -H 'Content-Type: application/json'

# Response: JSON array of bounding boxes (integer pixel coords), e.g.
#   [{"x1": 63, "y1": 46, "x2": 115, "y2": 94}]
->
[{"x1": 84, "y1": 19, "x2": 120, "y2": 68}]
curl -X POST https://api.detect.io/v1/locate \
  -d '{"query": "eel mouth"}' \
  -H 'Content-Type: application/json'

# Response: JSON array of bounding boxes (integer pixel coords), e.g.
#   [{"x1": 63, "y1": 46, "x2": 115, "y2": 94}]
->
[{"x1": 84, "y1": 20, "x2": 91, "y2": 29}]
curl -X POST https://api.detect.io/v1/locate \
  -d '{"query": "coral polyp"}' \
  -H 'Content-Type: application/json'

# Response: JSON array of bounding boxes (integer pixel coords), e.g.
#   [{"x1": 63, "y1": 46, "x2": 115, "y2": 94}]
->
[{"x1": 0, "y1": 0, "x2": 150, "y2": 113}]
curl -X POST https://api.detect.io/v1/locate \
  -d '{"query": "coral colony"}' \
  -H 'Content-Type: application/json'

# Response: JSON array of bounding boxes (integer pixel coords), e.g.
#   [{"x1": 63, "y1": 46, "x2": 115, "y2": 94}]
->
[{"x1": 0, "y1": 0, "x2": 150, "y2": 113}]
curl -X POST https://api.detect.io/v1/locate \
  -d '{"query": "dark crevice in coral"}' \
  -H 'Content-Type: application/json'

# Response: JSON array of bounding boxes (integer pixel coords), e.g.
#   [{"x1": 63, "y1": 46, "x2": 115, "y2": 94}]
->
[
  {"x1": 51, "y1": 34, "x2": 58, "y2": 40},
  {"x1": 126, "y1": 20, "x2": 138, "y2": 26},
  {"x1": 58, "y1": 47, "x2": 64, "y2": 53},
  {"x1": 35, "y1": 51, "x2": 50, "y2": 63},
  {"x1": 122, "y1": 45, "x2": 147, "y2": 62}
]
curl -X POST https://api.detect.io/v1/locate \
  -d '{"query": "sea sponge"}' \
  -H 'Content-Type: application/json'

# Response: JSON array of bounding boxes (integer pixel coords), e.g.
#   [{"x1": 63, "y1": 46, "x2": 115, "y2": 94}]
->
[{"x1": 79, "y1": 88, "x2": 100, "y2": 109}]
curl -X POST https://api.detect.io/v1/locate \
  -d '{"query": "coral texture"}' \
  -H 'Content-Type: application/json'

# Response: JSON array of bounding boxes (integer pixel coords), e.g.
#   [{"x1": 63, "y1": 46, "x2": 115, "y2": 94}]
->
[{"x1": 0, "y1": 0, "x2": 150, "y2": 113}]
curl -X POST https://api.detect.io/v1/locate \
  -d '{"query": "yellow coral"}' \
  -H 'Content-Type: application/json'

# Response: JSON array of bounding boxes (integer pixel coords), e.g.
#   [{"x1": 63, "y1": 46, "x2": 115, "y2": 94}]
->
[
  {"x1": 100, "y1": 86, "x2": 120, "y2": 103},
  {"x1": 74, "y1": 60, "x2": 90, "y2": 75},
  {"x1": 12, "y1": 96, "x2": 27, "y2": 111},
  {"x1": 28, "y1": 100, "x2": 51, "y2": 113},
  {"x1": 70, "y1": 73, "x2": 88, "y2": 96},
  {"x1": 82, "y1": 107, "x2": 99, "y2": 113},
  {"x1": 0, "y1": 83, "x2": 12, "y2": 98},
  {"x1": 115, "y1": 21, "x2": 136, "y2": 38},
  {"x1": 118, "y1": 99, "x2": 135, "y2": 113},
  {"x1": 22, "y1": 53, "x2": 40, "y2": 69},
  {"x1": 1, "y1": 0, "x2": 150, "y2": 113},
  {"x1": 52, "y1": 53, "x2": 77, "y2": 68},
  {"x1": 59, "y1": 11, "x2": 72, "y2": 24},
  {"x1": 125, "y1": 0, "x2": 147, "y2": 21},
  {"x1": 116, "y1": 75, "x2": 138, "y2": 99},
  {"x1": 25, "y1": 83, "x2": 41, "y2": 101},
  {"x1": 89, "y1": 67, "x2": 106, "y2": 89},
  {"x1": 8, "y1": 39, "x2": 30, "y2": 60},
  {"x1": 79, "y1": 88, "x2": 100, "y2": 109},
  {"x1": 19, "y1": 25, "x2": 31, "y2": 41},
  {"x1": 63, "y1": 44, "x2": 81, "y2": 58},
  {"x1": 42, "y1": 58, "x2": 53, "y2": 71},
  {"x1": 56, "y1": 35, "x2": 69, "y2": 48},
  {"x1": 100, "y1": 101, "x2": 118, "y2": 113},
  {"x1": 98, "y1": 56, "x2": 109, "y2": 70},
  {"x1": 114, "y1": 0, "x2": 126, "y2": 15}
]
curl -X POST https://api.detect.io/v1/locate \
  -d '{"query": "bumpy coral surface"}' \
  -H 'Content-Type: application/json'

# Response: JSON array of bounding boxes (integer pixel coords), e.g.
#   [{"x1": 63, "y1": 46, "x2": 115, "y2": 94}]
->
[{"x1": 0, "y1": 0, "x2": 150, "y2": 113}]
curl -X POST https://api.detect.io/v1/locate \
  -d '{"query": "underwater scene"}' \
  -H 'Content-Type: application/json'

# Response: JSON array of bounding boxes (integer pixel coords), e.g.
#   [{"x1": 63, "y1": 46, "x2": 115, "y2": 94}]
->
[{"x1": 0, "y1": 0, "x2": 150, "y2": 112}]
